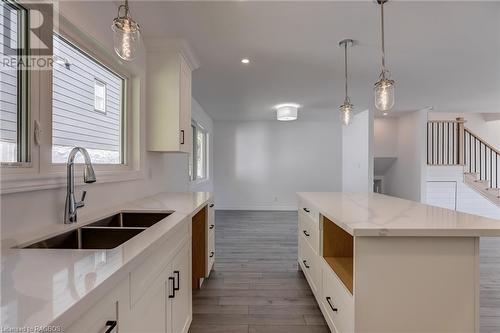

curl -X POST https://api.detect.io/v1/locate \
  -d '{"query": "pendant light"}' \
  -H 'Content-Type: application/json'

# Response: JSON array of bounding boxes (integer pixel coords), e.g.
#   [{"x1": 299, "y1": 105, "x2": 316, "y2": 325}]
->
[
  {"x1": 374, "y1": 0, "x2": 395, "y2": 112},
  {"x1": 339, "y1": 39, "x2": 354, "y2": 126},
  {"x1": 112, "y1": 0, "x2": 141, "y2": 61}
]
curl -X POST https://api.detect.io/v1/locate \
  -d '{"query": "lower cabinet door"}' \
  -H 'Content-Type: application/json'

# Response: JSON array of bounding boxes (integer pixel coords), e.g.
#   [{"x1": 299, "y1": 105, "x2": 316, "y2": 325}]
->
[
  {"x1": 298, "y1": 233, "x2": 320, "y2": 295},
  {"x1": 123, "y1": 271, "x2": 168, "y2": 333},
  {"x1": 169, "y1": 240, "x2": 192, "y2": 333}
]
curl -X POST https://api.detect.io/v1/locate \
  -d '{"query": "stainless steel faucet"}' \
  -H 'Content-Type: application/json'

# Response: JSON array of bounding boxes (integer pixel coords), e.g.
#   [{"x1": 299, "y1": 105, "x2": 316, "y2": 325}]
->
[{"x1": 64, "y1": 147, "x2": 96, "y2": 224}]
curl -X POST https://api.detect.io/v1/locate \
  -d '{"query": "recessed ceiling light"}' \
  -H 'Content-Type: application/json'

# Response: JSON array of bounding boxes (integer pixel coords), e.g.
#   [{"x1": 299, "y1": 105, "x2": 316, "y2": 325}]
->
[
  {"x1": 275, "y1": 103, "x2": 300, "y2": 121},
  {"x1": 241, "y1": 58, "x2": 250, "y2": 64}
]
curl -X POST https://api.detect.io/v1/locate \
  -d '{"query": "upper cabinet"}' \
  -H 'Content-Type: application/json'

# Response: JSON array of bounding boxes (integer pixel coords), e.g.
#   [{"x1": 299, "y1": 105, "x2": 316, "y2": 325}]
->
[{"x1": 146, "y1": 39, "x2": 199, "y2": 153}]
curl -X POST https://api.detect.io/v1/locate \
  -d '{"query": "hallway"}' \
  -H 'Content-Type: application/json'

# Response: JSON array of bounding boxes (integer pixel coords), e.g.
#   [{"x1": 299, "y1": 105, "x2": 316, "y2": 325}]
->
[{"x1": 189, "y1": 210, "x2": 328, "y2": 333}]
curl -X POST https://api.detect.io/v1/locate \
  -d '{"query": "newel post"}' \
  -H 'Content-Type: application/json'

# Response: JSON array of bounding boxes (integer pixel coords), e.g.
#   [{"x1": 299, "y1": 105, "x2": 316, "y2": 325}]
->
[{"x1": 456, "y1": 117, "x2": 465, "y2": 165}]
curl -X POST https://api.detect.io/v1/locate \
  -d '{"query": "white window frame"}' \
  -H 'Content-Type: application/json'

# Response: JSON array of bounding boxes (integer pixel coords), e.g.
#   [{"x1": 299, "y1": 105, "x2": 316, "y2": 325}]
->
[
  {"x1": 93, "y1": 79, "x2": 107, "y2": 113},
  {"x1": 0, "y1": 1, "x2": 30, "y2": 167},
  {"x1": 0, "y1": 14, "x2": 144, "y2": 194},
  {"x1": 190, "y1": 120, "x2": 208, "y2": 184}
]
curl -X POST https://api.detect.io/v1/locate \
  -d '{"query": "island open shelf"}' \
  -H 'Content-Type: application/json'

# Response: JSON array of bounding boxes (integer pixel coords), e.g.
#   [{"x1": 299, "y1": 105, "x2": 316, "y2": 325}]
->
[{"x1": 322, "y1": 216, "x2": 354, "y2": 294}]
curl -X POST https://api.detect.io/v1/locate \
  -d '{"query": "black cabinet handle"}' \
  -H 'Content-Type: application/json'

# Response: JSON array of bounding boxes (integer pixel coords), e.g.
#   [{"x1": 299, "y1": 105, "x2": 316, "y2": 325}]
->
[
  {"x1": 174, "y1": 270, "x2": 180, "y2": 291},
  {"x1": 209, "y1": 203, "x2": 214, "y2": 208},
  {"x1": 326, "y1": 297, "x2": 338, "y2": 312},
  {"x1": 168, "y1": 276, "x2": 175, "y2": 298},
  {"x1": 180, "y1": 130, "x2": 185, "y2": 144},
  {"x1": 303, "y1": 208, "x2": 311, "y2": 213},
  {"x1": 105, "y1": 320, "x2": 117, "y2": 333},
  {"x1": 303, "y1": 230, "x2": 310, "y2": 237},
  {"x1": 209, "y1": 224, "x2": 215, "y2": 229},
  {"x1": 302, "y1": 259, "x2": 310, "y2": 269},
  {"x1": 210, "y1": 251, "x2": 214, "y2": 258}
]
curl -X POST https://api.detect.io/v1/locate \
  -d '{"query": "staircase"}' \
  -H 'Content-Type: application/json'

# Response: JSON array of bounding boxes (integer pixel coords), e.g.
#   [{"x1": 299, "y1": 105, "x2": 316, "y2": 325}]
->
[{"x1": 427, "y1": 118, "x2": 500, "y2": 207}]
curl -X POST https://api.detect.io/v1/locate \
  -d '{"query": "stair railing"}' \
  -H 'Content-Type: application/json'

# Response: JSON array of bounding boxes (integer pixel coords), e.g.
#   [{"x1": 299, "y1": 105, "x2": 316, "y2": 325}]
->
[
  {"x1": 427, "y1": 118, "x2": 465, "y2": 166},
  {"x1": 427, "y1": 117, "x2": 499, "y2": 189},
  {"x1": 465, "y1": 128, "x2": 499, "y2": 189}
]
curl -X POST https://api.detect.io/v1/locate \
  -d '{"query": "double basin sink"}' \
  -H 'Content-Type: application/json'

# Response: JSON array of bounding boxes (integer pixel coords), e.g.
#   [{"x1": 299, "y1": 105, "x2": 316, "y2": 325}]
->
[{"x1": 23, "y1": 212, "x2": 172, "y2": 250}]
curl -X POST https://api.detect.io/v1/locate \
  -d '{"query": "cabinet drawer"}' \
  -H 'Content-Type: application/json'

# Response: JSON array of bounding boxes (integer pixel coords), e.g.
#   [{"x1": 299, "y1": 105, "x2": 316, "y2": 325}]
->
[
  {"x1": 321, "y1": 262, "x2": 354, "y2": 333},
  {"x1": 299, "y1": 199, "x2": 319, "y2": 222},
  {"x1": 66, "y1": 278, "x2": 127, "y2": 333},
  {"x1": 298, "y1": 234, "x2": 320, "y2": 295},
  {"x1": 299, "y1": 210, "x2": 319, "y2": 254}
]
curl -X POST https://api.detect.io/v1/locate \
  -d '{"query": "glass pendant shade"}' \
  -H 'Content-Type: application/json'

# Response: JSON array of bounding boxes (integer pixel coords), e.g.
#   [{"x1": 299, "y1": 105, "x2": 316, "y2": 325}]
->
[
  {"x1": 374, "y1": 76, "x2": 395, "y2": 112},
  {"x1": 339, "y1": 102, "x2": 353, "y2": 126},
  {"x1": 374, "y1": 0, "x2": 395, "y2": 113},
  {"x1": 112, "y1": 2, "x2": 140, "y2": 61}
]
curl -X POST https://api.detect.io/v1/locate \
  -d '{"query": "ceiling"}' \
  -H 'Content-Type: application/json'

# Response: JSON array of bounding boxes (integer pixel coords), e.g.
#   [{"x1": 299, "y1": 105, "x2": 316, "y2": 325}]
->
[{"x1": 134, "y1": 1, "x2": 500, "y2": 121}]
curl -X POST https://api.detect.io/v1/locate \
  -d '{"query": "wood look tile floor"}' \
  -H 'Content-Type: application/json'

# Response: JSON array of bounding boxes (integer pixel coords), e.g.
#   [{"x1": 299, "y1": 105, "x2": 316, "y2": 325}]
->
[
  {"x1": 189, "y1": 210, "x2": 329, "y2": 333},
  {"x1": 189, "y1": 210, "x2": 500, "y2": 333}
]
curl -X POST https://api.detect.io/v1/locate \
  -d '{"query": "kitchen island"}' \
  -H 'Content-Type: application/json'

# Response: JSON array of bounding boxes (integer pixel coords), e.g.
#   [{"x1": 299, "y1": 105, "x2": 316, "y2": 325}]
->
[{"x1": 297, "y1": 192, "x2": 500, "y2": 333}]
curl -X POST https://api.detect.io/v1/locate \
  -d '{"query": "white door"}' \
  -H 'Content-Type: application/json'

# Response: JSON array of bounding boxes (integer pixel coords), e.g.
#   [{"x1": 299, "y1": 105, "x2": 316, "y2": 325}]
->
[{"x1": 426, "y1": 181, "x2": 457, "y2": 210}]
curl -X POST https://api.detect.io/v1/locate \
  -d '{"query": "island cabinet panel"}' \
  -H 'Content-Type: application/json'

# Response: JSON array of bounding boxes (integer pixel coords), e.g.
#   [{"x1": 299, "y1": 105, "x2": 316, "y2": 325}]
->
[
  {"x1": 354, "y1": 236, "x2": 478, "y2": 333},
  {"x1": 299, "y1": 208, "x2": 319, "y2": 253},
  {"x1": 321, "y1": 261, "x2": 354, "y2": 333},
  {"x1": 298, "y1": 231, "x2": 320, "y2": 294}
]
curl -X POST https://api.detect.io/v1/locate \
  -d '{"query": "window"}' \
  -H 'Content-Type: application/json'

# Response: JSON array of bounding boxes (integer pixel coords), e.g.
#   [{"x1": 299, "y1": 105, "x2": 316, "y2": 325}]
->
[
  {"x1": 94, "y1": 79, "x2": 106, "y2": 113},
  {"x1": 52, "y1": 33, "x2": 125, "y2": 164},
  {"x1": 0, "y1": 1, "x2": 28, "y2": 163},
  {"x1": 189, "y1": 121, "x2": 208, "y2": 182}
]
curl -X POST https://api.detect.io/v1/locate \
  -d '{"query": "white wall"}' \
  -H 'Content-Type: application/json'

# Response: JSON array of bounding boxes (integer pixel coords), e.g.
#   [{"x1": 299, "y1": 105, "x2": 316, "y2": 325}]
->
[
  {"x1": 426, "y1": 166, "x2": 500, "y2": 220},
  {"x1": 374, "y1": 117, "x2": 398, "y2": 158},
  {"x1": 190, "y1": 99, "x2": 214, "y2": 192},
  {"x1": 0, "y1": 2, "x2": 213, "y2": 240},
  {"x1": 428, "y1": 112, "x2": 500, "y2": 149},
  {"x1": 383, "y1": 110, "x2": 427, "y2": 202},
  {"x1": 213, "y1": 120, "x2": 342, "y2": 210},
  {"x1": 342, "y1": 110, "x2": 374, "y2": 192}
]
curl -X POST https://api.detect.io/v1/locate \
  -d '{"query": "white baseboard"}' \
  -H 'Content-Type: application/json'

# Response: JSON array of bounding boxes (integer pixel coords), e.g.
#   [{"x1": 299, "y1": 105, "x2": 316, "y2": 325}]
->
[{"x1": 215, "y1": 204, "x2": 298, "y2": 211}]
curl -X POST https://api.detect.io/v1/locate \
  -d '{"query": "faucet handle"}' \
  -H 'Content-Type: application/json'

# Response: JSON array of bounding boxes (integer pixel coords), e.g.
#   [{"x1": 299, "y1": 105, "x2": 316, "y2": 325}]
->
[{"x1": 76, "y1": 191, "x2": 87, "y2": 209}]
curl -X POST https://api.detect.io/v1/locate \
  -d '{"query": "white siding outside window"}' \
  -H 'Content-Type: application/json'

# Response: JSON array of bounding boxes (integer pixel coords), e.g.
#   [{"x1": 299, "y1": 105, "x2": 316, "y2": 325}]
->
[{"x1": 52, "y1": 33, "x2": 124, "y2": 164}]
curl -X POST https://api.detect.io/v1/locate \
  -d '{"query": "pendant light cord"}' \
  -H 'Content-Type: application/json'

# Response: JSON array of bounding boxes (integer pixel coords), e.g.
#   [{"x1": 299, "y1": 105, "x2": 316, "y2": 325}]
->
[
  {"x1": 344, "y1": 43, "x2": 349, "y2": 102},
  {"x1": 380, "y1": 1, "x2": 386, "y2": 73}
]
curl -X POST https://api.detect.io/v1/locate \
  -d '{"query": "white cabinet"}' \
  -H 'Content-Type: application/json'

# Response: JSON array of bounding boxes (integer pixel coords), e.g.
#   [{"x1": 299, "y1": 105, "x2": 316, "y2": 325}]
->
[
  {"x1": 147, "y1": 51, "x2": 193, "y2": 153},
  {"x1": 65, "y1": 220, "x2": 193, "y2": 333}
]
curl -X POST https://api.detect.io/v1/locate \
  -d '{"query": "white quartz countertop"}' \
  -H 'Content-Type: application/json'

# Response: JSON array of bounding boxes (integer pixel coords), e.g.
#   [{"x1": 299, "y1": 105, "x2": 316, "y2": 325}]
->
[
  {"x1": 297, "y1": 192, "x2": 500, "y2": 237},
  {"x1": 0, "y1": 191, "x2": 212, "y2": 330}
]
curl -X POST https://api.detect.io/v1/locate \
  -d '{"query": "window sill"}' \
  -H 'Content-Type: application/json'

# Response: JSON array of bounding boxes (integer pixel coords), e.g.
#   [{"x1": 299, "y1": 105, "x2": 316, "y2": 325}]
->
[{"x1": 0, "y1": 169, "x2": 145, "y2": 194}]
